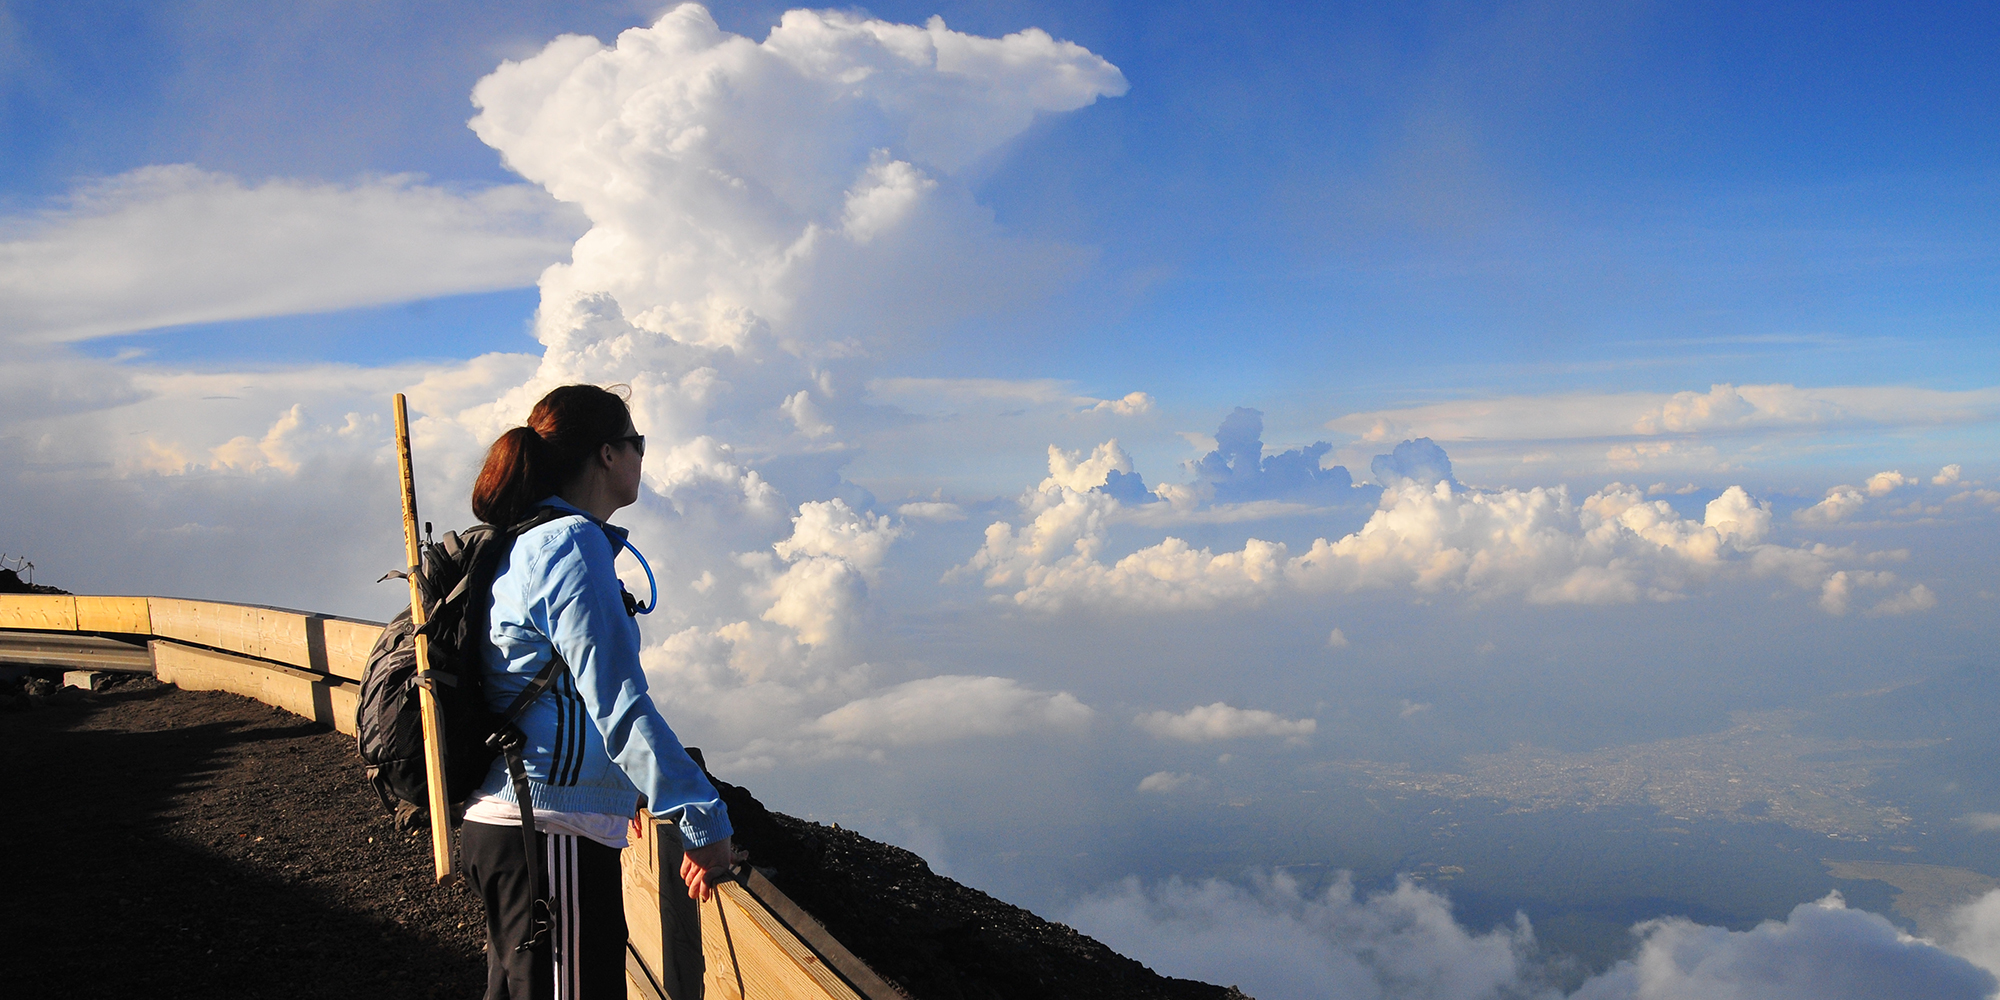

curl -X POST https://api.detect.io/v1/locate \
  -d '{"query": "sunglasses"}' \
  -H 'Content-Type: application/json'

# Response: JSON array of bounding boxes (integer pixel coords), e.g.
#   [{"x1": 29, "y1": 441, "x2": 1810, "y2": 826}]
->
[{"x1": 611, "y1": 434, "x2": 645, "y2": 457}]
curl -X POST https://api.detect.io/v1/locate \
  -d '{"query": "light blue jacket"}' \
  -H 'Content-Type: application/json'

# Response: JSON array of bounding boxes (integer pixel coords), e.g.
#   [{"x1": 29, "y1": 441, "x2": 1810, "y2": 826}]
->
[{"x1": 477, "y1": 496, "x2": 732, "y2": 848}]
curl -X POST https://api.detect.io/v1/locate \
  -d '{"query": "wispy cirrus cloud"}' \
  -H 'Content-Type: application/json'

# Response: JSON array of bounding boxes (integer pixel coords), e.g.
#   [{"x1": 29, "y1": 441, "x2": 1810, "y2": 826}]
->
[
  {"x1": 1330, "y1": 383, "x2": 2000, "y2": 447},
  {"x1": 0, "y1": 165, "x2": 585, "y2": 343}
]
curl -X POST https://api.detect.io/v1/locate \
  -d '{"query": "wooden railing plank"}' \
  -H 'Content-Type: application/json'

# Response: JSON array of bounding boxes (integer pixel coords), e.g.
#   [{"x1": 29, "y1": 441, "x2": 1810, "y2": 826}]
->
[
  {"x1": 624, "y1": 814, "x2": 705, "y2": 1000},
  {"x1": 623, "y1": 813, "x2": 900, "y2": 1000},
  {"x1": 624, "y1": 825, "x2": 667, "y2": 982},
  {"x1": 147, "y1": 598, "x2": 318, "y2": 669},
  {"x1": 74, "y1": 596, "x2": 151, "y2": 634},
  {"x1": 0, "y1": 595, "x2": 78, "y2": 631},
  {"x1": 626, "y1": 944, "x2": 670, "y2": 1000},
  {"x1": 740, "y1": 869, "x2": 907, "y2": 1000},
  {"x1": 149, "y1": 598, "x2": 256, "y2": 657},
  {"x1": 702, "y1": 881, "x2": 866, "y2": 1000},
  {"x1": 257, "y1": 607, "x2": 312, "y2": 667},
  {"x1": 318, "y1": 617, "x2": 382, "y2": 683}
]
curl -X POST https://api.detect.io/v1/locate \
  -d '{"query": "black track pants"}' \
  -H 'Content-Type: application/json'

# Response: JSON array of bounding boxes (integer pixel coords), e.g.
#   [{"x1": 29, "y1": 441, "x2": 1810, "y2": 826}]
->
[{"x1": 461, "y1": 820, "x2": 627, "y2": 1000}]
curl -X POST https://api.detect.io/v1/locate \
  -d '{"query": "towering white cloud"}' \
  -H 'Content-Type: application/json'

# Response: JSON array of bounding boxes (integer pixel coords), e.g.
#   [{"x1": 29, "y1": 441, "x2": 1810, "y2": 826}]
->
[
  {"x1": 2, "y1": 14, "x2": 1994, "y2": 998},
  {"x1": 468, "y1": 3, "x2": 1125, "y2": 362},
  {"x1": 442, "y1": 3, "x2": 1133, "y2": 661},
  {"x1": 436, "y1": 5, "x2": 1135, "y2": 761}
]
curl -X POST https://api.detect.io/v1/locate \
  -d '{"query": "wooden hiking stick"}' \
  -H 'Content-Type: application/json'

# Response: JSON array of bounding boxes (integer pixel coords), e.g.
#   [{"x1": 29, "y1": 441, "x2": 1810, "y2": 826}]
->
[{"x1": 394, "y1": 393, "x2": 458, "y2": 884}]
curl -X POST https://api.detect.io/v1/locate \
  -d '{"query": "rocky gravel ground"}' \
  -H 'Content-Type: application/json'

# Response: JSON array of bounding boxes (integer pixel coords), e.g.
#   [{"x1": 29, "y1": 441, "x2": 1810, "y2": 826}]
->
[{"x1": 2, "y1": 672, "x2": 1243, "y2": 999}]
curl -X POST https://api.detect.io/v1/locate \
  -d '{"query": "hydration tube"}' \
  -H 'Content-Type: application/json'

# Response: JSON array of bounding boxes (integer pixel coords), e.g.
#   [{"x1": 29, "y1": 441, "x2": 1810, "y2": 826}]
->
[{"x1": 618, "y1": 536, "x2": 658, "y2": 614}]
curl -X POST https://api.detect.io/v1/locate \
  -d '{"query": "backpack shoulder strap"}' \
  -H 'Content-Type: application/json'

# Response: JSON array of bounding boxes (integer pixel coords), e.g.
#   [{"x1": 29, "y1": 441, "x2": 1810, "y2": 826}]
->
[
  {"x1": 497, "y1": 651, "x2": 567, "y2": 726},
  {"x1": 440, "y1": 506, "x2": 577, "y2": 608},
  {"x1": 508, "y1": 504, "x2": 577, "y2": 537}
]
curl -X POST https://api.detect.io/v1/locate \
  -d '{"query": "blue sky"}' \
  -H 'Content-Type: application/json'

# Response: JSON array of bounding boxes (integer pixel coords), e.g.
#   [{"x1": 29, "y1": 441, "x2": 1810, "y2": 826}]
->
[
  {"x1": 6, "y1": 3, "x2": 2000, "y2": 995},
  {"x1": 8, "y1": 0, "x2": 1996, "y2": 401}
]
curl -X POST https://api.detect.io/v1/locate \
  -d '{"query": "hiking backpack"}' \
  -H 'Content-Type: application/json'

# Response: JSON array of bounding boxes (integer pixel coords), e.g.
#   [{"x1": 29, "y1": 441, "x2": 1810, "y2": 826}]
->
[{"x1": 356, "y1": 507, "x2": 572, "y2": 830}]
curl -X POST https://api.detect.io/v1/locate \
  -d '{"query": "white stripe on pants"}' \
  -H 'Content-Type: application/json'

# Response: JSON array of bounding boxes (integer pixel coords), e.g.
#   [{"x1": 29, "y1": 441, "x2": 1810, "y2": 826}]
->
[{"x1": 548, "y1": 833, "x2": 579, "y2": 1000}]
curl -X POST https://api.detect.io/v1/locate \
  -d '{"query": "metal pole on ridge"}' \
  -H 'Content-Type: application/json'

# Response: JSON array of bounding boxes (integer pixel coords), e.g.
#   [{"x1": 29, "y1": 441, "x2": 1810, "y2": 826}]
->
[{"x1": 394, "y1": 392, "x2": 459, "y2": 884}]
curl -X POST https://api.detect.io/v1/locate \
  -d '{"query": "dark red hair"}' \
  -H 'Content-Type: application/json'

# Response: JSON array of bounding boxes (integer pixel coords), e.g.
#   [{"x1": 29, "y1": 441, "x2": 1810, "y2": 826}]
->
[{"x1": 472, "y1": 384, "x2": 632, "y2": 526}]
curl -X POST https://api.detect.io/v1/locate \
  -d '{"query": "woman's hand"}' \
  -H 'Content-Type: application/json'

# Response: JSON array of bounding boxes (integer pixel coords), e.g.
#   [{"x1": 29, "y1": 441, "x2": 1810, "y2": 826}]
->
[{"x1": 680, "y1": 837, "x2": 747, "y2": 901}]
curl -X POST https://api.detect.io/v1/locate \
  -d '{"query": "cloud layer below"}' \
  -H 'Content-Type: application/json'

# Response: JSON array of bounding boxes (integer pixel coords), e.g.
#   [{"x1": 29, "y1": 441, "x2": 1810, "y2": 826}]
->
[
  {"x1": 1068, "y1": 873, "x2": 2000, "y2": 1000},
  {"x1": 959, "y1": 433, "x2": 1941, "y2": 618}
]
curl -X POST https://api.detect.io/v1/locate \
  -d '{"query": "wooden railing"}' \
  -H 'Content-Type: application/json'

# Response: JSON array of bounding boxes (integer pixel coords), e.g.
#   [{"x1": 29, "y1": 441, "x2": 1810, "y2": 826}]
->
[{"x1": 1, "y1": 594, "x2": 902, "y2": 1000}]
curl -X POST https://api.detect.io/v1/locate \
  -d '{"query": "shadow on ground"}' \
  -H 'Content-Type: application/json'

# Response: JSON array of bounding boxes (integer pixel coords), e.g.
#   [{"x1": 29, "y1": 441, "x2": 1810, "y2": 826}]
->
[{"x1": 1, "y1": 677, "x2": 486, "y2": 999}]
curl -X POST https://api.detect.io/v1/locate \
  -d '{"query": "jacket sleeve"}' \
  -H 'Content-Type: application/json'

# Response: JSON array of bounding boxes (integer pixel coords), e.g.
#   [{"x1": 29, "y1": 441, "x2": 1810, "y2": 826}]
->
[{"x1": 535, "y1": 524, "x2": 733, "y2": 847}]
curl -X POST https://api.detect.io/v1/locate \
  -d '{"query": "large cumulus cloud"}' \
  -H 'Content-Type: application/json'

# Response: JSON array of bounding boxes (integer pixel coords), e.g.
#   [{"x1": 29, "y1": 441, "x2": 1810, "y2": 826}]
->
[{"x1": 467, "y1": 4, "x2": 1125, "y2": 358}]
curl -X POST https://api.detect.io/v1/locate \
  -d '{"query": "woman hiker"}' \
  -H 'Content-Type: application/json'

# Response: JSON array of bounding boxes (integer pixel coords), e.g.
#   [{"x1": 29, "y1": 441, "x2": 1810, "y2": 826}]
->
[{"x1": 462, "y1": 382, "x2": 738, "y2": 999}]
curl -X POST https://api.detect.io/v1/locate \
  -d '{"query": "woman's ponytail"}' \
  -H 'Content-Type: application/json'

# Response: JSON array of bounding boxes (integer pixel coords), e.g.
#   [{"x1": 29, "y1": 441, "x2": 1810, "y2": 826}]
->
[{"x1": 472, "y1": 425, "x2": 552, "y2": 527}]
